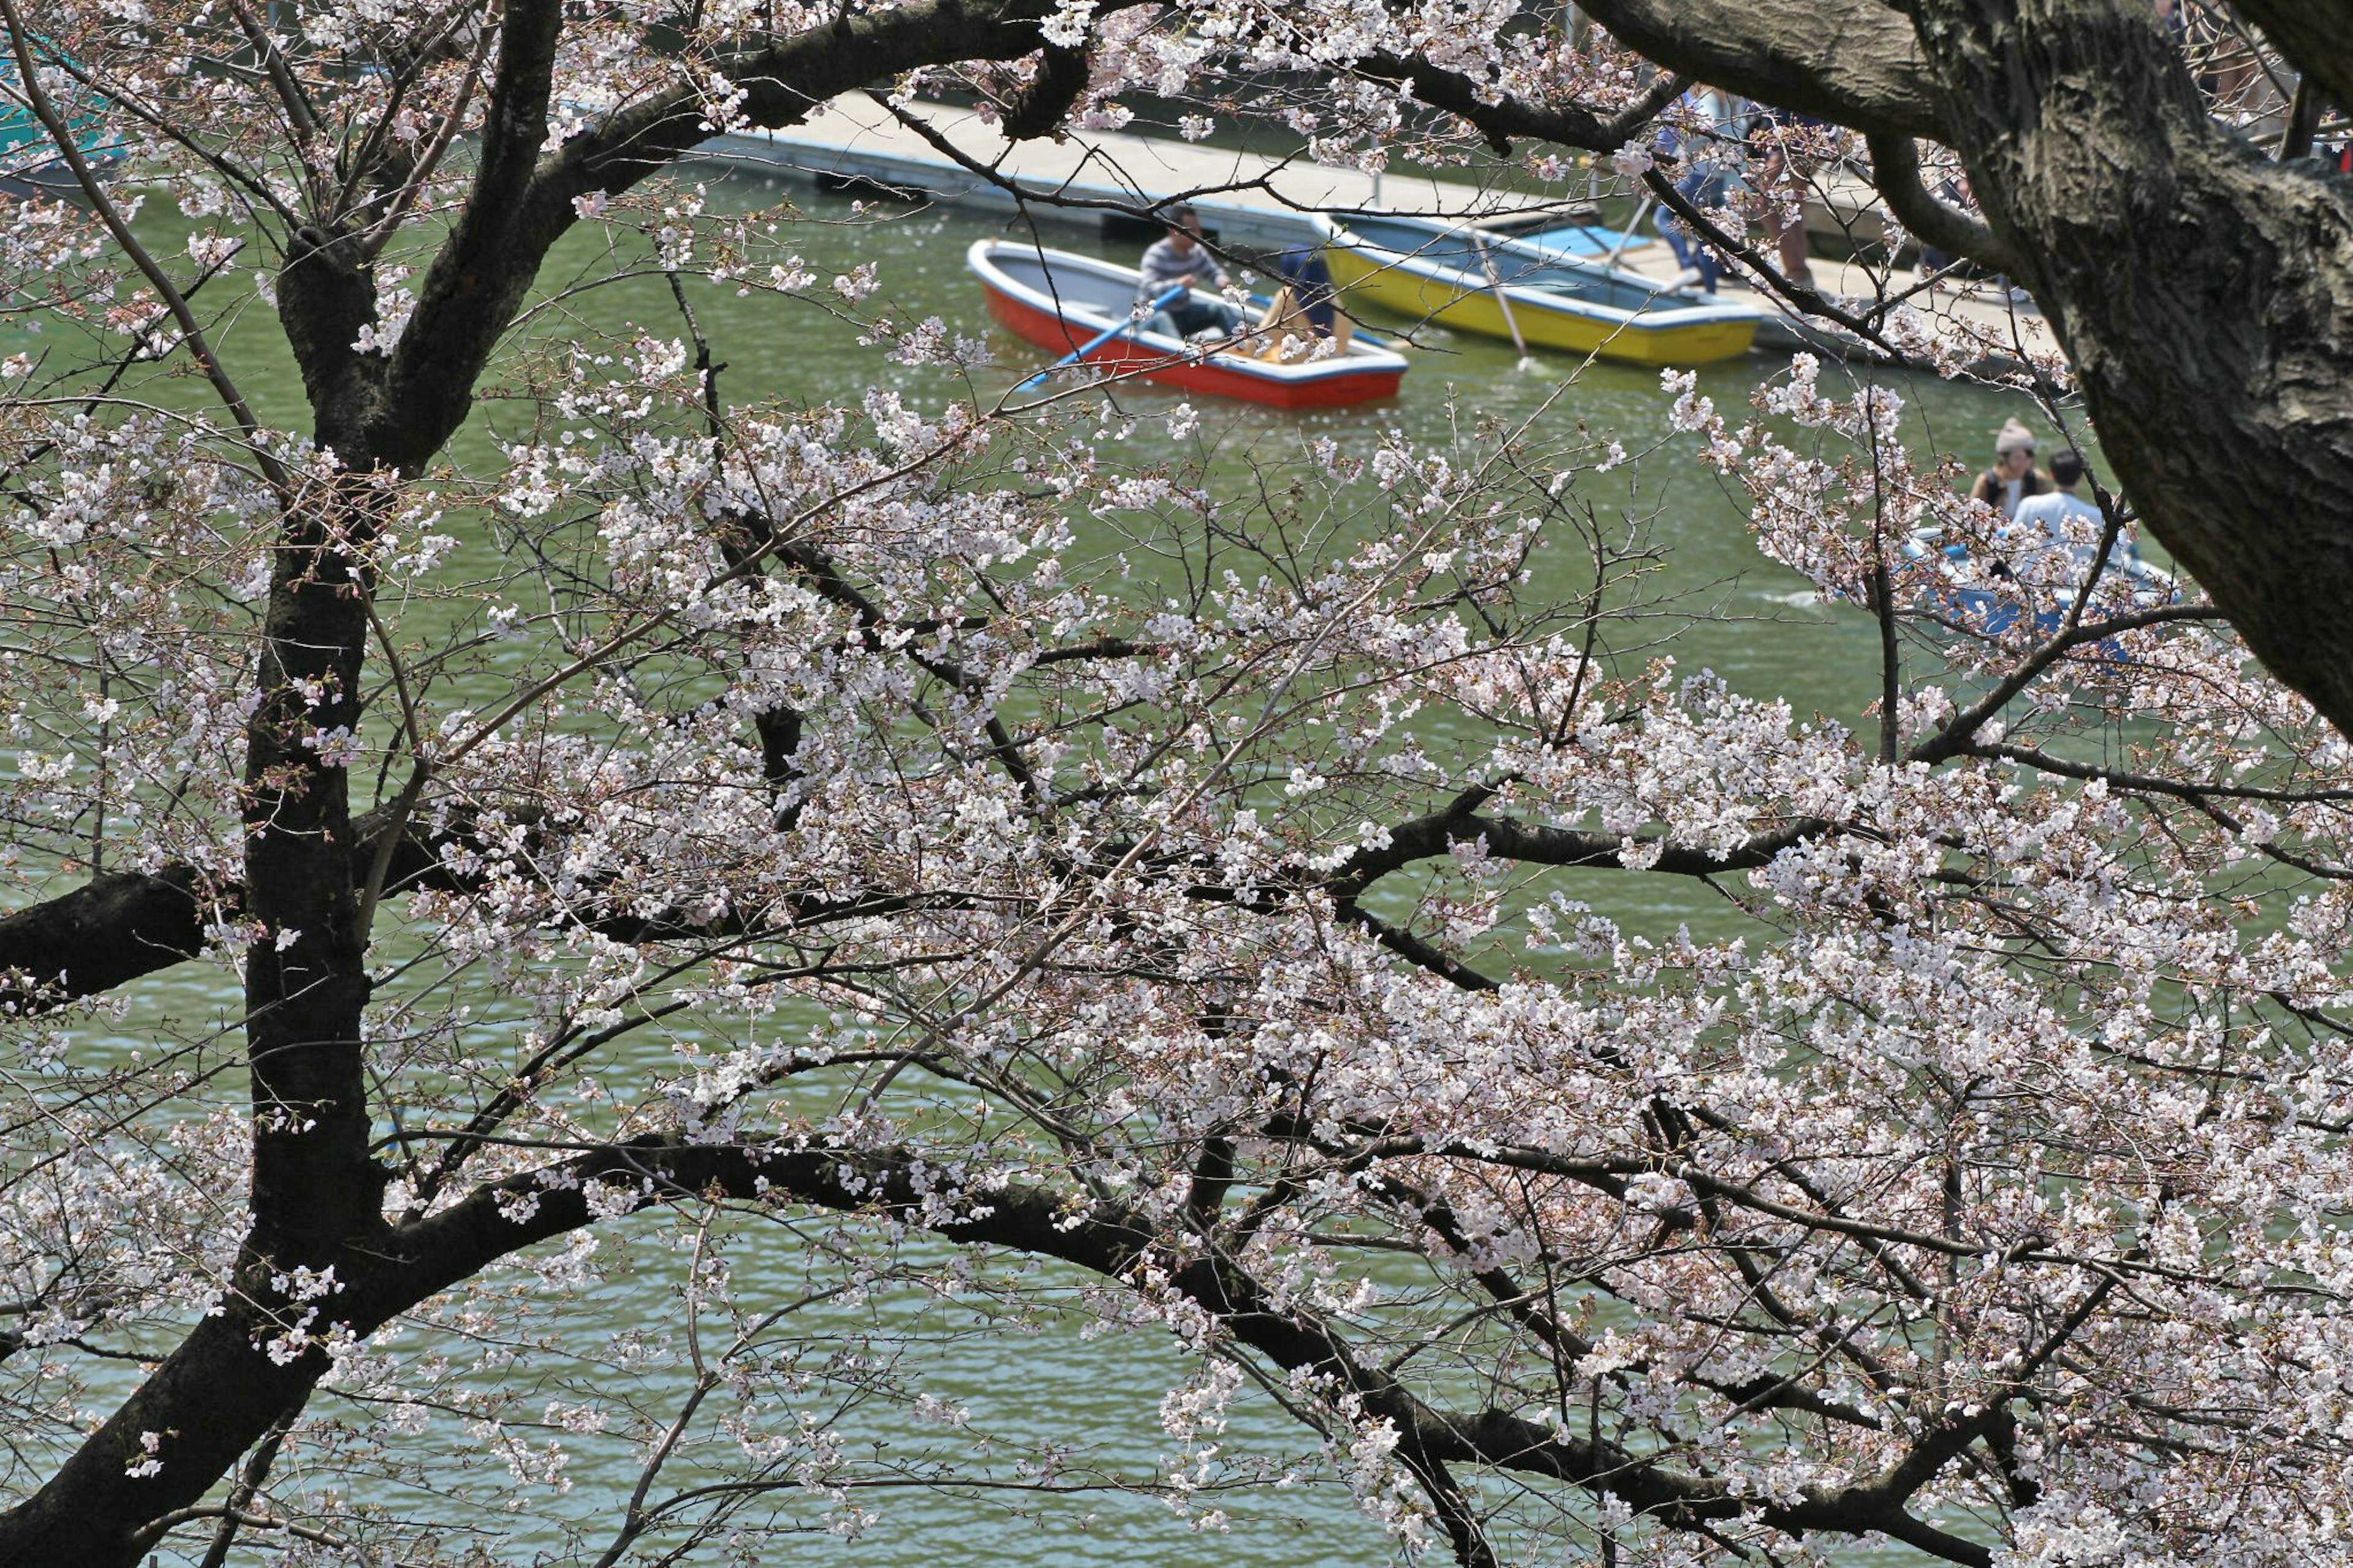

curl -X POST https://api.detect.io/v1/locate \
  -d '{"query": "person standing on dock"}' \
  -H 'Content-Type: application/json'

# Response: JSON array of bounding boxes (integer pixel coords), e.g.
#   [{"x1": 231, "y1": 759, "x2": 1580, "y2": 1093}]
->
[
  {"x1": 1969, "y1": 418, "x2": 2053, "y2": 521},
  {"x1": 1749, "y1": 107, "x2": 1827, "y2": 286},
  {"x1": 1655, "y1": 88, "x2": 1747, "y2": 294},
  {"x1": 1138, "y1": 205, "x2": 1241, "y2": 339}
]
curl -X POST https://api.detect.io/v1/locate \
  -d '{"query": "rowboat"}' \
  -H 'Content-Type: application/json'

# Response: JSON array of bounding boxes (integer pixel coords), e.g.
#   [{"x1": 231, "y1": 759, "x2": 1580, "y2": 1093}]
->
[
  {"x1": 1903, "y1": 524, "x2": 2177, "y2": 637},
  {"x1": 1310, "y1": 211, "x2": 1762, "y2": 368},
  {"x1": 968, "y1": 241, "x2": 1408, "y2": 409}
]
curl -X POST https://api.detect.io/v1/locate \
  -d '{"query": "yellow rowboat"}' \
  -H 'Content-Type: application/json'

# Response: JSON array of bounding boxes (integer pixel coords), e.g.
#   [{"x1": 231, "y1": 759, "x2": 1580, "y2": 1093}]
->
[{"x1": 1311, "y1": 211, "x2": 1764, "y2": 368}]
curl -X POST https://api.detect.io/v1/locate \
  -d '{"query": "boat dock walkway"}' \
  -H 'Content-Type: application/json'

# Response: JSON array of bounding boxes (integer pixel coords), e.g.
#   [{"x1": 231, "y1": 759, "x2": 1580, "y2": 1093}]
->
[{"x1": 688, "y1": 97, "x2": 2056, "y2": 375}]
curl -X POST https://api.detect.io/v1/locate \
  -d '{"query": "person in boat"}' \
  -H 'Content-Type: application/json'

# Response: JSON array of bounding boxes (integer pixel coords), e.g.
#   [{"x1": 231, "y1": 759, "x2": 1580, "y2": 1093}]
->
[
  {"x1": 1251, "y1": 244, "x2": 1355, "y2": 360},
  {"x1": 1969, "y1": 418, "x2": 2053, "y2": 521},
  {"x1": 1138, "y1": 205, "x2": 1242, "y2": 340},
  {"x1": 2005, "y1": 447, "x2": 2109, "y2": 584}
]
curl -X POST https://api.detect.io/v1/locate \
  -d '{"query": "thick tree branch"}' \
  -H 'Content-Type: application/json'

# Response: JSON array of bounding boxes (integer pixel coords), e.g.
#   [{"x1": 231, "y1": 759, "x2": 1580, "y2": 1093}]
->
[
  {"x1": 0, "y1": 866, "x2": 212, "y2": 1010},
  {"x1": 404, "y1": 1137, "x2": 1995, "y2": 1563},
  {"x1": 369, "y1": 0, "x2": 566, "y2": 471},
  {"x1": 1865, "y1": 129, "x2": 2020, "y2": 276},
  {"x1": 1572, "y1": 0, "x2": 1941, "y2": 138},
  {"x1": 999, "y1": 42, "x2": 1091, "y2": 141},
  {"x1": 2232, "y1": 1, "x2": 2353, "y2": 120},
  {"x1": 1328, "y1": 805, "x2": 1816, "y2": 899}
]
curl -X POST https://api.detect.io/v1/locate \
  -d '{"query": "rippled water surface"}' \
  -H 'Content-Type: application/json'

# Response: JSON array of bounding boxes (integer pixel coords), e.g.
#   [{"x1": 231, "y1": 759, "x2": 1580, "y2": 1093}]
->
[{"x1": 12, "y1": 167, "x2": 2077, "y2": 1566}]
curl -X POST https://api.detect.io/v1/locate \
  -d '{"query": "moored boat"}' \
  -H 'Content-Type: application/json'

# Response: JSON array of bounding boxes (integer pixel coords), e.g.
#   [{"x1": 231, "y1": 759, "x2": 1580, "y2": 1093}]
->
[
  {"x1": 1311, "y1": 211, "x2": 1762, "y2": 368},
  {"x1": 1, "y1": 44, "x2": 124, "y2": 199},
  {"x1": 968, "y1": 240, "x2": 1408, "y2": 409}
]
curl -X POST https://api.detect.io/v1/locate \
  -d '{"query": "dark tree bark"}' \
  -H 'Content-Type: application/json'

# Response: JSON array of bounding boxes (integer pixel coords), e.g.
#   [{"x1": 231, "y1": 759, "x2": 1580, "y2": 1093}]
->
[
  {"x1": 1571, "y1": 0, "x2": 1942, "y2": 137},
  {"x1": 1000, "y1": 43, "x2": 1093, "y2": 140},
  {"x1": 0, "y1": 865, "x2": 208, "y2": 1009},
  {"x1": 1904, "y1": 0, "x2": 2353, "y2": 738}
]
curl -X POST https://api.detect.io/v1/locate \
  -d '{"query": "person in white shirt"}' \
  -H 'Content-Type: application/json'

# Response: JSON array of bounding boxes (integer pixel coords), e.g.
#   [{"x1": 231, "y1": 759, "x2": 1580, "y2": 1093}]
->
[{"x1": 2004, "y1": 447, "x2": 2105, "y2": 589}]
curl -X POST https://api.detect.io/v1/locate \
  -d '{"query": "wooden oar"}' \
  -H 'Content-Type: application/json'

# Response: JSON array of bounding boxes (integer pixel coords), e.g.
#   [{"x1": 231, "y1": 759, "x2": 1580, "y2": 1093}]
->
[
  {"x1": 1468, "y1": 232, "x2": 1537, "y2": 369},
  {"x1": 1016, "y1": 284, "x2": 1188, "y2": 392}
]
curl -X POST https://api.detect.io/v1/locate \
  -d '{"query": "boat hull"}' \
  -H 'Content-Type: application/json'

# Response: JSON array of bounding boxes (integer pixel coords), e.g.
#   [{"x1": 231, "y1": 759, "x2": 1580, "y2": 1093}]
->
[
  {"x1": 1323, "y1": 234, "x2": 1758, "y2": 368},
  {"x1": 983, "y1": 289, "x2": 1402, "y2": 409}
]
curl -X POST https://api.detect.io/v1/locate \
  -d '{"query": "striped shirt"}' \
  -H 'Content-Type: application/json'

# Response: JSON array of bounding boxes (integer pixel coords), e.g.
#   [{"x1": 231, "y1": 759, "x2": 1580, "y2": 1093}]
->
[{"x1": 1135, "y1": 237, "x2": 1229, "y2": 308}]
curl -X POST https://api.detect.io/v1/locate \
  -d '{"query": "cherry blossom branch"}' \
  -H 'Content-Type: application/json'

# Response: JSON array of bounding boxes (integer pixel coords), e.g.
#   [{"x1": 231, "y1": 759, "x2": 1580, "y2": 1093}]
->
[
  {"x1": 192, "y1": 1417, "x2": 291, "y2": 1568},
  {"x1": 0, "y1": 0, "x2": 287, "y2": 493},
  {"x1": 1912, "y1": 601, "x2": 2226, "y2": 764},
  {"x1": 1376, "y1": 58, "x2": 1691, "y2": 156},
  {"x1": 18, "y1": 44, "x2": 300, "y2": 225},
  {"x1": 1637, "y1": 165, "x2": 1921, "y2": 369},
  {"x1": 404, "y1": 1135, "x2": 1999, "y2": 1563},
  {"x1": 126, "y1": 1504, "x2": 357, "y2": 1558},
  {"x1": 353, "y1": 18, "x2": 497, "y2": 260},
  {"x1": 1959, "y1": 740, "x2": 2353, "y2": 806},
  {"x1": 220, "y1": 0, "x2": 320, "y2": 162}
]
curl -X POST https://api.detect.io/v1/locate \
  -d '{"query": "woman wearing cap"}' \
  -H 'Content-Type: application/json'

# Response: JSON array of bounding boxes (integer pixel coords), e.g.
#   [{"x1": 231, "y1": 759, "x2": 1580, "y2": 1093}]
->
[{"x1": 1969, "y1": 418, "x2": 2054, "y2": 521}]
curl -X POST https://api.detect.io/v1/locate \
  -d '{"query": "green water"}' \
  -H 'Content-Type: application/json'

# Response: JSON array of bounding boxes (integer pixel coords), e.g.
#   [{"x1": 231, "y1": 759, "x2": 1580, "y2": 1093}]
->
[{"x1": 16, "y1": 167, "x2": 2068, "y2": 1565}]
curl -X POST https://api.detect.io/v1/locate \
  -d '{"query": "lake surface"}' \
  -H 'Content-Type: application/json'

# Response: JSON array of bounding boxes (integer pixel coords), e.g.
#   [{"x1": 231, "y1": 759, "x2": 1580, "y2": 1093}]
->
[{"x1": 15, "y1": 165, "x2": 2074, "y2": 1565}]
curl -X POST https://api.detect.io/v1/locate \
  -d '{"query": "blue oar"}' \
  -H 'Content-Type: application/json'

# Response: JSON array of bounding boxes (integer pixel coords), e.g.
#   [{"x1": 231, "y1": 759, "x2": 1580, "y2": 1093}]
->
[{"x1": 1017, "y1": 285, "x2": 1188, "y2": 392}]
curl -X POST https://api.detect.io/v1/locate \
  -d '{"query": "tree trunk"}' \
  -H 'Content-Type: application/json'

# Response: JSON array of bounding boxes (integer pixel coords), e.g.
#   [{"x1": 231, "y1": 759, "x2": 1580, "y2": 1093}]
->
[
  {"x1": 0, "y1": 1311, "x2": 322, "y2": 1567},
  {"x1": 1909, "y1": 0, "x2": 2353, "y2": 736}
]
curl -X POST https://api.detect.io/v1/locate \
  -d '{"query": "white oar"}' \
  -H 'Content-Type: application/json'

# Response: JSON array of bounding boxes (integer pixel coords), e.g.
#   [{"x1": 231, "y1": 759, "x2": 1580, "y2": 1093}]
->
[
  {"x1": 1603, "y1": 195, "x2": 1654, "y2": 273},
  {"x1": 1017, "y1": 284, "x2": 1189, "y2": 393},
  {"x1": 1469, "y1": 232, "x2": 1538, "y2": 371}
]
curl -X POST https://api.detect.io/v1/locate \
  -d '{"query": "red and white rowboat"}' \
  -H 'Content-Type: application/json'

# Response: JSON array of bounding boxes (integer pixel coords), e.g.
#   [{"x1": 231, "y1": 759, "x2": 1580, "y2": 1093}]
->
[{"x1": 968, "y1": 240, "x2": 1408, "y2": 409}]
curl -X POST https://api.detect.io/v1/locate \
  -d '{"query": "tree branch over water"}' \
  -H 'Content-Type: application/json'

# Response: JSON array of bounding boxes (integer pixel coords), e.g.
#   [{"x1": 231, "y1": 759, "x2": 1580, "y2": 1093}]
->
[{"x1": 12, "y1": 0, "x2": 2353, "y2": 1562}]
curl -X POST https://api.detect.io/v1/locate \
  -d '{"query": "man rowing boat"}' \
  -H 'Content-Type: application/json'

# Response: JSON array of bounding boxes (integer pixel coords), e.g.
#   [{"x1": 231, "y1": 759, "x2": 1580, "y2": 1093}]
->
[{"x1": 1137, "y1": 205, "x2": 1243, "y2": 339}]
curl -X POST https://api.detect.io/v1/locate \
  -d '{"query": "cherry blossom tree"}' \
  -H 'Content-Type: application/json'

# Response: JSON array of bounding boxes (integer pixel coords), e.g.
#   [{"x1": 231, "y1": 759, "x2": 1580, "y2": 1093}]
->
[{"x1": 6, "y1": 1, "x2": 2353, "y2": 1566}]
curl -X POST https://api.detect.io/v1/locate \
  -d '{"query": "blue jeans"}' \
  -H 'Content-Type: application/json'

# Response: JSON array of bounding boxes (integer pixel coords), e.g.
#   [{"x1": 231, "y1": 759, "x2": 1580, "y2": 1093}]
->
[
  {"x1": 1146, "y1": 298, "x2": 1241, "y2": 339},
  {"x1": 1661, "y1": 167, "x2": 1729, "y2": 293}
]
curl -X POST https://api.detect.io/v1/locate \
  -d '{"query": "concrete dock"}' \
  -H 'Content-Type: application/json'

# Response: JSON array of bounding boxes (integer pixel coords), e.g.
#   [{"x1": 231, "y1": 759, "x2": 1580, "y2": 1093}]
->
[{"x1": 688, "y1": 97, "x2": 2058, "y2": 374}]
